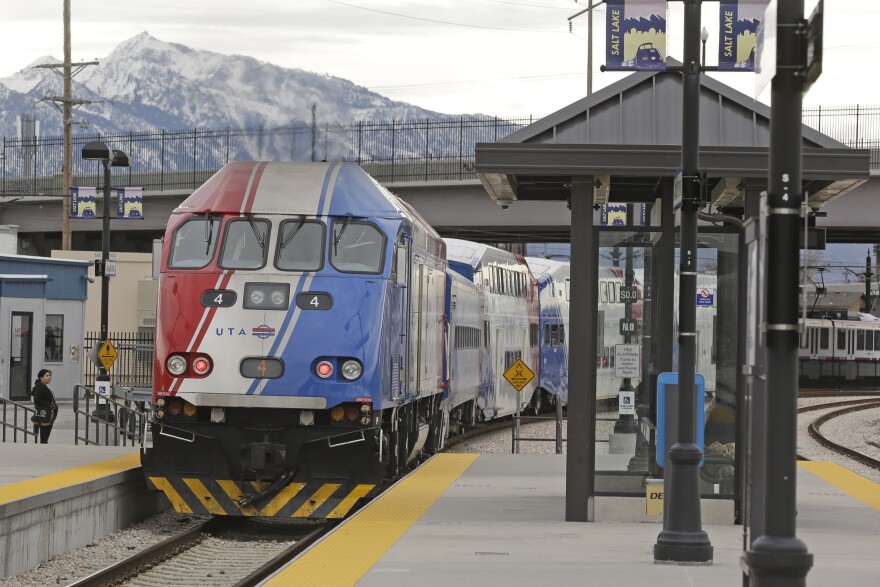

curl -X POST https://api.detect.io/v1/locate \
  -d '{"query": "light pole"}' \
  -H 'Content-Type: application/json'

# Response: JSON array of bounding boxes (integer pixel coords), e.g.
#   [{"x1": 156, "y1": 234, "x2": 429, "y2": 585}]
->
[
  {"x1": 82, "y1": 141, "x2": 129, "y2": 411},
  {"x1": 654, "y1": 0, "x2": 713, "y2": 564},
  {"x1": 701, "y1": 26, "x2": 709, "y2": 67}
]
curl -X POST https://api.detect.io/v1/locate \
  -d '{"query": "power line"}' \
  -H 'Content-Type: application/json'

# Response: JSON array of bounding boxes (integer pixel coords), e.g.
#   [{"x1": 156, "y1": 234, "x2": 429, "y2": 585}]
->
[{"x1": 323, "y1": 0, "x2": 565, "y2": 32}]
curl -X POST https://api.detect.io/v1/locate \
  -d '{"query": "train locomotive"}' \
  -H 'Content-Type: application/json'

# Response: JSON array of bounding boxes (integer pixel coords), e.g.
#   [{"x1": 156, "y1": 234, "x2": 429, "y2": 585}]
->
[
  {"x1": 142, "y1": 161, "x2": 450, "y2": 518},
  {"x1": 141, "y1": 160, "x2": 666, "y2": 520}
]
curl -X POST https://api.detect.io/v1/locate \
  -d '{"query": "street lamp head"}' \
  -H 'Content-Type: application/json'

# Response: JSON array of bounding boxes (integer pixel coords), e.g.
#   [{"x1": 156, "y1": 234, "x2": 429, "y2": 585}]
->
[
  {"x1": 701, "y1": 26, "x2": 709, "y2": 43},
  {"x1": 111, "y1": 149, "x2": 130, "y2": 168},
  {"x1": 82, "y1": 141, "x2": 111, "y2": 161}
]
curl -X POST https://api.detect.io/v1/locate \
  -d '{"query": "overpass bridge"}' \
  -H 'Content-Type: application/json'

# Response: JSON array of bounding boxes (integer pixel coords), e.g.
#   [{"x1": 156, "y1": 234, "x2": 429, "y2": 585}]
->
[{"x1": 1, "y1": 104, "x2": 878, "y2": 255}]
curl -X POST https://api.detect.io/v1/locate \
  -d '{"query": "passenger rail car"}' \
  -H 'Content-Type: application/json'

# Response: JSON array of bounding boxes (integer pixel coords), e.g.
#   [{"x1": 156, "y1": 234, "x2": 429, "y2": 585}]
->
[
  {"x1": 142, "y1": 161, "x2": 450, "y2": 519},
  {"x1": 525, "y1": 257, "x2": 570, "y2": 408},
  {"x1": 445, "y1": 239, "x2": 540, "y2": 420},
  {"x1": 799, "y1": 317, "x2": 880, "y2": 385}
]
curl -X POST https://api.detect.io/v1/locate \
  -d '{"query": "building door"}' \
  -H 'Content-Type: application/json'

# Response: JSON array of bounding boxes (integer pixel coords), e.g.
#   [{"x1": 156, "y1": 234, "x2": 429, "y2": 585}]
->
[{"x1": 9, "y1": 312, "x2": 33, "y2": 401}]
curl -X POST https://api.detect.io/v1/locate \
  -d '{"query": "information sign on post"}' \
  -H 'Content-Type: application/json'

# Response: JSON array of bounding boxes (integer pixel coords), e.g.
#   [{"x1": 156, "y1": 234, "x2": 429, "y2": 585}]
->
[{"x1": 614, "y1": 344, "x2": 641, "y2": 378}]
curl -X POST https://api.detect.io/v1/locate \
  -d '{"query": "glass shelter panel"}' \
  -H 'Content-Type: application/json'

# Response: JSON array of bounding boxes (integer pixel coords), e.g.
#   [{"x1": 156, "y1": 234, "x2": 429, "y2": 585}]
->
[{"x1": 594, "y1": 229, "x2": 738, "y2": 501}]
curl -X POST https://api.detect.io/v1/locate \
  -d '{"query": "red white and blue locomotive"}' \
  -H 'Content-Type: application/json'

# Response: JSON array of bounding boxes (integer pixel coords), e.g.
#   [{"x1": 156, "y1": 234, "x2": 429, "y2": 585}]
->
[
  {"x1": 141, "y1": 161, "x2": 668, "y2": 519},
  {"x1": 141, "y1": 161, "x2": 545, "y2": 518}
]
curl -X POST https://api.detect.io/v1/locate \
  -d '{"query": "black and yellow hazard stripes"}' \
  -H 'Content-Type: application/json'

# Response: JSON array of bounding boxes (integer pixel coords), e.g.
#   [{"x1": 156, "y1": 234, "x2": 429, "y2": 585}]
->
[{"x1": 147, "y1": 476, "x2": 376, "y2": 518}]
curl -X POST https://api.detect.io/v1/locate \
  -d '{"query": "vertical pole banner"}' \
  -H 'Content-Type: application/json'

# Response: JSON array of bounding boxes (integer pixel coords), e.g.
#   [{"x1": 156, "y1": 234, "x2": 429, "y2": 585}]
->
[
  {"x1": 719, "y1": 1, "x2": 770, "y2": 70},
  {"x1": 116, "y1": 187, "x2": 144, "y2": 219},
  {"x1": 69, "y1": 187, "x2": 97, "y2": 219},
  {"x1": 606, "y1": 0, "x2": 667, "y2": 71}
]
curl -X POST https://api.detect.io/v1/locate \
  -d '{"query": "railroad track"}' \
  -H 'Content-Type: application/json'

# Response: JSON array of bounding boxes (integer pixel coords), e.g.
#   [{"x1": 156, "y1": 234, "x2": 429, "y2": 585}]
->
[
  {"x1": 798, "y1": 398, "x2": 880, "y2": 471},
  {"x1": 69, "y1": 517, "x2": 333, "y2": 587}
]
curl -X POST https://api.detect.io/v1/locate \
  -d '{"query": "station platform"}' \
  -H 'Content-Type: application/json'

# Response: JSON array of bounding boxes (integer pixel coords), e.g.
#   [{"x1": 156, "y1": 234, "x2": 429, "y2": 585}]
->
[
  {"x1": 0, "y1": 403, "x2": 165, "y2": 579},
  {"x1": 266, "y1": 454, "x2": 880, "y2": 586}
]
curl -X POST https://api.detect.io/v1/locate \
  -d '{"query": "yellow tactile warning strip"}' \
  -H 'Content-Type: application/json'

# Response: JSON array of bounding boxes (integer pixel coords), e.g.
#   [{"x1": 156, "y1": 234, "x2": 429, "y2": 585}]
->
[
  {"x1": 0, "y1": 452, "x2": 141, "y2": 505},
  {"x1": 264, "y1": 453, "x2": 479, "y2": 587},
  {"x1": 798, "y1": 461, "x2": 880, "y2": 511}
]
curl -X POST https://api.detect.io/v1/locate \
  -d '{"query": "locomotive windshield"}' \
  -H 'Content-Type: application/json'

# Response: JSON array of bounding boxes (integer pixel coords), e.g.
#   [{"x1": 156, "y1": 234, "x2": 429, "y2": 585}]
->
[
  {"x1": 330, "y1": 220, "x2": 385, "y2": 274},
  {"x1": 276, "y1": 218, "x2": 325, "y2": 271},
  {"x1": 219, "y1": 217, "x2": 270, "y2": 269},
  {"x1": 168, "y1": 217, "x2": 221, "y2": 268}
]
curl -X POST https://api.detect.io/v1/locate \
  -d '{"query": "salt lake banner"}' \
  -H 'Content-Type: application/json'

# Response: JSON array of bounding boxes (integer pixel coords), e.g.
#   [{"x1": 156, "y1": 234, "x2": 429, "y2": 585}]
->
[
  {"x1": 605, "y1": 0, "x2": 667, "y2": 71},
  {"x1": 116, "y1": 187, "x2": 144, "y2": 219},
  {"x1": 718, "y1": 0, "x2": 770, "y2": 71},
  {"x1": 69, "y1": 187, "x2": 97, "y2": 219}
]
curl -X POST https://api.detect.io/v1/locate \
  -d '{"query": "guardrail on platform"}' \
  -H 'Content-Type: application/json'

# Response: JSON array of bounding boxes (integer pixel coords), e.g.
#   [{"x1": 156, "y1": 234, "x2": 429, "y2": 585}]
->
[
  {"x1": 0, "y1": 396, "x2": 39, "y2": 443},
  {"x1": 73, "y1": 384, "x2": 150, "y2": 447}
]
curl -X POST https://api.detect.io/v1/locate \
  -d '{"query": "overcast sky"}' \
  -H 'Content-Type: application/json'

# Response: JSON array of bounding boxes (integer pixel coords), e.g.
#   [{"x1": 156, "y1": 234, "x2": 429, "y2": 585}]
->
[{"x1": 0, "y1": 1, "x2": 876, "y2": 116}]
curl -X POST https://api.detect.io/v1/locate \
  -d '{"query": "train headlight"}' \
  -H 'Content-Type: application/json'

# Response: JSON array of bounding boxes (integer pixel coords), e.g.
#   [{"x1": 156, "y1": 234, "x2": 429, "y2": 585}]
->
[
  {"x1": 183, "y1": 402, "x2": 197, "y2": 417},
  {"x1": 270, "y1": 290, "x2": 286, "y2": 306},
  {"x1": 244, "y1": 283, "x2": 290, "y2": 310},
  {"x1": 210, "y1": 407, "x2": 225, "y2": 423},
  {"x1": 316, "y1": 360, "x2": 334, "y2": 379},
  {"x1": 249, "y1": 288, "x2": 265, "y2": 306},
  {"x1": 299, "y1": 410, "x2": 315, "y2": 426},
  {"x1": 167, "y1": 355, "x2": 187, "y2": 376},
  {"x1": 341, "y1": 360, "x2": 362, "y2": 380}
]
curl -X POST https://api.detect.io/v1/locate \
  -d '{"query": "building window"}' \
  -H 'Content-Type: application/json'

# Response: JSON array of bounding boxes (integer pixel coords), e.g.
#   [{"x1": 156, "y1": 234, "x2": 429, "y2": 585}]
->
[{"x1": 45, "y1": 315, "x2": 64, "y2": 362}]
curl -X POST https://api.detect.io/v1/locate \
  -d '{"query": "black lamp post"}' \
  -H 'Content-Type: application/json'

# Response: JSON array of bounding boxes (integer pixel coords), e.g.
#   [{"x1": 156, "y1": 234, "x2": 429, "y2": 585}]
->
[
  {"x1": 653, "y1": 0, "x2": 713, "y2": 564},
  {"x1": 82, "y1": 141, "x2": 129, "y2": 407}
]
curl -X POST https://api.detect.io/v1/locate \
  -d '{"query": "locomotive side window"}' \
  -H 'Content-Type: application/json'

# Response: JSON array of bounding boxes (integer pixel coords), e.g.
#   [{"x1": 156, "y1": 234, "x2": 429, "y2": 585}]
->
[
  {"x1": 219, "y1": 218, "x2": 270, "y2": 269},
  {"x1": 169, "y1": 217, "x2": 220, "y2": 269},
  {"x1": 819, "y1": 328, "x2": 830, "y2": 350},
  {"x1": 276, "y1": 218, "x2": 325, "y2": 271},
  {"x1": 330, "y1": 221, "x2": 385, "y2": 274}
]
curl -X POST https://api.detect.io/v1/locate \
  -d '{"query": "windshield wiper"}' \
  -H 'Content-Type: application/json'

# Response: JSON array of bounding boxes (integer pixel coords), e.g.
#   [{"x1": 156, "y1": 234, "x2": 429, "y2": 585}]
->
[
  {"x1": 204, "y1": 212, "x2": 214, "y2": 255},
  {"x1": 333, "y1": 216, "x2": 352, "y2": 256},
  {"x1": 280, "y1": 215, "x2": 306, "y2": 250},
  {"x1": 246, "y1": 214, "x2": 265, "y2": 249}
]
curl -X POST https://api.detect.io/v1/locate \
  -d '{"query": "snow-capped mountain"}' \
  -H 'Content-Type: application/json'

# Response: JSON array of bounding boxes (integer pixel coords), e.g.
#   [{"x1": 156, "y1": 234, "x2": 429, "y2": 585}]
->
[{"x1": 0, "y1": 32, "x2": 454, "y2": 139}]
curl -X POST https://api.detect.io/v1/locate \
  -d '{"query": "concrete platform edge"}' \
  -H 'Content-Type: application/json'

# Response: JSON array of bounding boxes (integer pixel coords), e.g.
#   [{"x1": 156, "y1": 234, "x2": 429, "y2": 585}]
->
[{"x1": 0, "y1": 468, "x2": 168, "y2": 579}]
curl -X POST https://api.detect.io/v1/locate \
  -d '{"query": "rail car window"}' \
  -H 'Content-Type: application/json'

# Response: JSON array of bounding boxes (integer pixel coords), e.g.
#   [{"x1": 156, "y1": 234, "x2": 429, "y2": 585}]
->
[
  {"x1": 565, "y1": 277, "x2": 571, "y2": 301},
  {"x1": 600, "y1": 282, "x2": 609, "y2": 303},
  {"x1": 559, "y1": 324, "x2": 565, "y2": 345},
  {"x1": 276, "y1": 219, "x2": 324, "y2": 271},
  {"x1": 857, "y1": 330, "x2": 865, "y2": 351},
  {"x1": 330, "y1": 221, "x2": 385, "y2": 274},
  {"x1": 551, "y1": 324, "x2": 559, "y2": 347},
  {"x1": 544, "y1": 324, "x2": 551, "y2": 345},
  {"x1": 837, "y1": 329, "x2": 847, "y2": 350},
  {"x1": 875, "y1": 331, "x2": 880, "y2": 351},
  {"x1": 219, "y1": 218, "x2": 270, "y2": 269},
  {"x1": 169, "y1": 217, "x2": 220, "y2": 269},
  {"x1": 820, "y1": 328, "x2": 830, "y2": 350}
]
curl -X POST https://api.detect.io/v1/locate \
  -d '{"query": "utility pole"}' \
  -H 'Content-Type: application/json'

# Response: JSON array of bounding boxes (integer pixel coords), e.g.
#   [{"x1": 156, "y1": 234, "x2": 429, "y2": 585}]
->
[
  {"x1": 568, "y1": 1, "x2": 603, "y2": 97},
  {"x1": 35, "y1": 0, "x2": 98, "y2": 250},
  {"x1": 865, "y1": 252, "x2": 874, "y2": 314}
]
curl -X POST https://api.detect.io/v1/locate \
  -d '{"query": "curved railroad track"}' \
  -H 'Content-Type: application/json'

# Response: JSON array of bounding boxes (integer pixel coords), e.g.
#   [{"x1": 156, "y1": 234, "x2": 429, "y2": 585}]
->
[
  {"x1": 68, "y1": 517, "x2": 332, "y2": 587},
  {"x1": 798, "y1": 398, "x2": 880, "y2": 471}
]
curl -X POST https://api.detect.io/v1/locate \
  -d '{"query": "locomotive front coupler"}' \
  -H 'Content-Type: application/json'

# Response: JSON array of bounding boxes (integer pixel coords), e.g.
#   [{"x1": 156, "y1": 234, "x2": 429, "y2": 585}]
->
[{"x1": 240, "y1": 432, "x2": 287, "y2": 480}]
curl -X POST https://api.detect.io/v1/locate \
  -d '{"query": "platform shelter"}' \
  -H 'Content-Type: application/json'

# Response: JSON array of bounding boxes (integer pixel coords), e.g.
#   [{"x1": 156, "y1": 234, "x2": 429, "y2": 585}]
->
[{"x1": 474, "y1": 68, "x2": 870, "y2": 522}]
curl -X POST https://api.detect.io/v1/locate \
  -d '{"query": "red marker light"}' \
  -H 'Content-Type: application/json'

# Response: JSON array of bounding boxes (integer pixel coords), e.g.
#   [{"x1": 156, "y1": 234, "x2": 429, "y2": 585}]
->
[
  {"x1": 194, "y1": 359, "x2": 208, "y2": 372},
  {"x1": 316, "y1": 361, "x2": 333, "y2": 379}
]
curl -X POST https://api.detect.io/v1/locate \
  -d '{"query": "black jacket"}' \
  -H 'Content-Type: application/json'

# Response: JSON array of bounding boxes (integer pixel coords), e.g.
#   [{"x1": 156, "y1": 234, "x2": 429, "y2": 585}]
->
[{"x1": 31, "y1": 381, "x2": 58, "y2": 423}]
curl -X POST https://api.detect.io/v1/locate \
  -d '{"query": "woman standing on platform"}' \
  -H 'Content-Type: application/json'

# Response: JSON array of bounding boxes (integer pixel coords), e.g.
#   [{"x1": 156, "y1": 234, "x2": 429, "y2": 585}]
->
[{"x1": 31, "y1": 369, "x2": 58, "y2": 443}]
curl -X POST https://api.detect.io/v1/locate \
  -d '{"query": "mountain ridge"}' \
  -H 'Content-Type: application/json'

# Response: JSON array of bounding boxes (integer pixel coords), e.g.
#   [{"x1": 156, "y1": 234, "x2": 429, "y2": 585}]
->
[{"x1": 0, "y1": 32, "x2": 460, "y2": 139}]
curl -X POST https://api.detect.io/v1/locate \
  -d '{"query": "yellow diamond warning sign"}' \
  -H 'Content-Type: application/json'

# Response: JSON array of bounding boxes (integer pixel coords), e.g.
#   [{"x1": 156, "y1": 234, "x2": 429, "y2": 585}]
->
[
  {"x1": 98, "y1": 339, "x2": 118, "y2": 371},
  {"x1": 503, "y1": 358, "x2": 535, "y2": 392}
]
